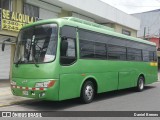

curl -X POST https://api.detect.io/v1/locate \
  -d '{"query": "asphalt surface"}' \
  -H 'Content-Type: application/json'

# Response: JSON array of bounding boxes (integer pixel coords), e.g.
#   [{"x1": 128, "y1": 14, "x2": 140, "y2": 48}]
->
[{"x1": 0, "y1": 82, "x2": 159, "y2": 111}]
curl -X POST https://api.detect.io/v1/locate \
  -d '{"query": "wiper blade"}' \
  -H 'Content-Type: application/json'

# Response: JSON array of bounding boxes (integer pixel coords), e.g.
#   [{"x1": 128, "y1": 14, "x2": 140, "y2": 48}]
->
[
  {"x1": 31, "y1": 53, "x2": 39, "y2": 67},
  {"x1": 31, "y1": 42, "x2": 39, "y2": 68}
]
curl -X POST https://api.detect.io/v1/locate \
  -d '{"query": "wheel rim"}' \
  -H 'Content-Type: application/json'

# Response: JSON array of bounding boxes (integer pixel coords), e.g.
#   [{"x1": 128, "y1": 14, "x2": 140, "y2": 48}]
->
[
  {"x1": 139, "y1": 79, "x2": 144, "y2": 90},
  {"x1": 85, "y1": 85, "x2": 93, "y2": 100}
]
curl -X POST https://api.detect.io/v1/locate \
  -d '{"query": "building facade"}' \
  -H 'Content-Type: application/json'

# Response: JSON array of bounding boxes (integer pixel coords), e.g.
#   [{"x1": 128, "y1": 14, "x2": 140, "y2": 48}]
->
[
  {"x1": 0, "y1": 0, "x2": 140, "y2": 80},
  {"x1": 133, "y1": 9, "x2": 160, "y2": 38},
  {"x1": 133, "y1": 9, "x2": 160, "y2": 63}
]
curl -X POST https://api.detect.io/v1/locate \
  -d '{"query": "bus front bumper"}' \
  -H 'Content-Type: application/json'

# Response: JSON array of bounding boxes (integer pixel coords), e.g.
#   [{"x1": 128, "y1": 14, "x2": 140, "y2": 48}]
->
[{"x1": 10, "y1": 78, "x2": 59, "y2": 101}]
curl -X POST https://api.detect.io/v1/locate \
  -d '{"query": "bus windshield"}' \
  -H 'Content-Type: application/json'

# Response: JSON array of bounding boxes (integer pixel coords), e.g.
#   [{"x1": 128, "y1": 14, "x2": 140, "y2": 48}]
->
[{"x1": 14, "y1": 24, "x2": 58, "y2": 65}]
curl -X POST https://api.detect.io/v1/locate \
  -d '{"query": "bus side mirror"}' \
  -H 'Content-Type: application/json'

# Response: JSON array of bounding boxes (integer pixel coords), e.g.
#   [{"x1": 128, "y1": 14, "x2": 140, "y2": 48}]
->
[{"x1": 1, "y1": 38, "x2": 11, "y2": 51}]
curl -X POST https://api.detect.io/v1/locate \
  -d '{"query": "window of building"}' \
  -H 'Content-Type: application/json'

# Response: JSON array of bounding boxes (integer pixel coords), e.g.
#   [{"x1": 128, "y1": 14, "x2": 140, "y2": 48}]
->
[
  {"x1": 122, "y1": 29, "x2": 131, "y2": 36},
  {"x1": 0, "y1": 0, "x2": 12, "y2": 10},
  {"x1": 24, "y1": 3, "x2": 39, "y2": 17}
]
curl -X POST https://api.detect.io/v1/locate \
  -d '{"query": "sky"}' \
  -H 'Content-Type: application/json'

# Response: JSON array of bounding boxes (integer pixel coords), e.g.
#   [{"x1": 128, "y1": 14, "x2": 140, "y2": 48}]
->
[{"x1": 100, "y1": 0, "x2": 160, "y2": 14}]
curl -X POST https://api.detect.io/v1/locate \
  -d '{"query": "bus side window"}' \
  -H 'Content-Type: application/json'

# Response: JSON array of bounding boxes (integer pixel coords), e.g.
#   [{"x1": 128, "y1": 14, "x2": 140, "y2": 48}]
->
[
  {"x1": 154, "y1": 51, "x2": 157, "y2": 61},
  {"x1": 60, "y1": 37, "x2": 76, "y2": 65}
]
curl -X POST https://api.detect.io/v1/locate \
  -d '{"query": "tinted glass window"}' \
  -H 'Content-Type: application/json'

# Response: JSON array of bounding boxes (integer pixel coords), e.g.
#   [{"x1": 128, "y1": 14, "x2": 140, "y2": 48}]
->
[
  {"x1": 95, "y1": 42, "x2": 106, "y2": 59},
  {"x1": 143, "y1": 50, "x2": 149, "y2": 62},
  {"x1": 154, "y1": 51, "x2": 157, "y2": 61},
  {"x1": 127, "y1": 48, "x2": 142, "y2": 61},
  {"x1": 80, "y1": 40, "x2": 106, "y2": 59},
  {"x1": 149, "y1": 51, "x2": 154, "y2": 61},
  {"x1": 80, "y1": 40, "x2": 94, "y2": 58},
  {"x1": 108, "y1": 45, "x2": 126, "y2": 60},
  {"x1": 60, "y1": 38, "x2": 76, "y2": 65},
  {"x1": 149, "y1": 51, "x2": 157, "y2": 62},
  {"x1": 79, "y1": 29, "x2": 111, "y2": 43},
  {"x1": 60, "y1": 26, "x2": 77, "y2": 65},
  {"x1": 15, "y1": 24, "x2": 58, "y2": 63},
  {"x1": 61, "y1": 26, "x2": 76, "y2": 39},
  {"x1": 66, "y1": 39, "x2": 76, "y2": 57}
]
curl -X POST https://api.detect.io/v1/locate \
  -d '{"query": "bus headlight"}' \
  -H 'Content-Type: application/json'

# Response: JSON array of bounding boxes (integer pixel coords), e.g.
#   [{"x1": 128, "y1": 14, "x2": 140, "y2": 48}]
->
[
  {"x1": 35, "y1": 80, "x2": 55, "y2": 88},
  {"x1": 11, "y1": 81, "x2": 16, "y2": 85}
]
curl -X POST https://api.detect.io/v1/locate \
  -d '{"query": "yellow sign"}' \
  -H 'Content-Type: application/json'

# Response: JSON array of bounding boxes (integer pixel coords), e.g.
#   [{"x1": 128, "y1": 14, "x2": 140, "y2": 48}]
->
[
  {"x1": 150, "y1": 62, "x2": 158, "y2": 67},
  {"x1": 1, "y1": 9, "x2": 37, "y2": 32}
]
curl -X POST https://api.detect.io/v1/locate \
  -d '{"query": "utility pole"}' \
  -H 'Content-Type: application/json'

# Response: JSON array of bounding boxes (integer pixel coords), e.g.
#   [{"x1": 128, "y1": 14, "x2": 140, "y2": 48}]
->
[
  {"x1": 147, "y1": 27, "x2": 150, "y2": 41},
  {"x1": 143, "y1": 27, "x2": 146, "y2": 40},
  {"x1": 158, "y1": 29, "x2": 160, "y2": 51},
  {"x1": 159, "y1": 29, "x2": 160, "y2": 49}
]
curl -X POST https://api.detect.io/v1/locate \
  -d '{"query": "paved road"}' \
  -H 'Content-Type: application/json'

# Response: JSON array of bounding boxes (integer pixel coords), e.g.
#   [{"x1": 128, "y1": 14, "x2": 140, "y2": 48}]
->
[{"x1": 0, "y1": 82, "x2": 159, "y2": 112}]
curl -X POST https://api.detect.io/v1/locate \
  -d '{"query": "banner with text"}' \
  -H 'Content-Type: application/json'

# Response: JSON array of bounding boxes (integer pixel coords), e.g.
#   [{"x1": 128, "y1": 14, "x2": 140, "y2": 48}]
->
[
  {"x1": 0, "y1": 111, "x2": 160, "y2": 117},
  {"x1": 1, "y1": 9, "x2": 37, "y2": 32}
]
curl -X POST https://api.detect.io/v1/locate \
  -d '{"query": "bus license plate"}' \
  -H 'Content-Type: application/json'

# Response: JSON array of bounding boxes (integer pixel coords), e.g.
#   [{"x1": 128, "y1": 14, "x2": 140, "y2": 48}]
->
[{"x1": 23, "y1": 91, "x2": 28, "y2": 96}]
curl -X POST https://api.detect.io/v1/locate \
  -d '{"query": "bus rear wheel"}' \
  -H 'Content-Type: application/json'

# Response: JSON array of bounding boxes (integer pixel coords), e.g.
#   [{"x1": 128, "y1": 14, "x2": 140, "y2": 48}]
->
[
  {"x1": 136, "y1": 76, "x2": 145, "y2": 92},
  {"x1": 81, "y1": 81, "x2": 95, "y2": 104}
]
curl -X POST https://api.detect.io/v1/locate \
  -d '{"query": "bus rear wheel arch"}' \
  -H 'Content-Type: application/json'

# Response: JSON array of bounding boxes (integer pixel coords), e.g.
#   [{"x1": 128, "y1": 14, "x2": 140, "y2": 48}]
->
[
  {"x1": 80, "y1": 79, "x2": 97, "y2": 104},
  {"x1": 136, "y1": 75, "x2": 145, "y2": 92}
]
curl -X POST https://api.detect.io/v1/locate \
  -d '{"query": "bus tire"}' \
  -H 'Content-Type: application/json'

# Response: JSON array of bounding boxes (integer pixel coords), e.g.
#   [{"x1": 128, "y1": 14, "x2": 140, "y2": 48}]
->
[
  {"x1": 81, "y1": 81, "x2": 95, "y2": 104},
  {"x1": 136, "y1": 76, "x2": 145, "y2": 92}
]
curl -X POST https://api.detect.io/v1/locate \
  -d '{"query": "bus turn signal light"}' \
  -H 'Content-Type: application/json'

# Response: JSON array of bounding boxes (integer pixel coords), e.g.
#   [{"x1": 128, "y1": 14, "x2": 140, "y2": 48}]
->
[{"x1": 47, "y1": 80, "x2": 56, "y2": 88}]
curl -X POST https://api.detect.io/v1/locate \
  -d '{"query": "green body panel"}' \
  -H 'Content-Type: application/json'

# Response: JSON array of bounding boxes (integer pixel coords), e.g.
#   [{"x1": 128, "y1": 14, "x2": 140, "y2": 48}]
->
[
  {"x1": 12, "y1": 61, "x2": 60, "y2": 79},
  {"x1": 11, "y1": 17, "x2": 158, "y2": 101}
]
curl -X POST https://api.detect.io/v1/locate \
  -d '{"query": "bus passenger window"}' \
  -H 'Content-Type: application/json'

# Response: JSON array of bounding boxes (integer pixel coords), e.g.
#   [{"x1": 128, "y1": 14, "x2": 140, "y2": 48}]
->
[{"x1": 60, "y1": 38, "x2": 76, "y2": 65}]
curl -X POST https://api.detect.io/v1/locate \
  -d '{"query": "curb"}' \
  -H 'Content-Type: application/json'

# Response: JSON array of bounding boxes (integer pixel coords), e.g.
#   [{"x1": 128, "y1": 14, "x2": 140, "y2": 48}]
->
[{"x1": 0, "y1": 99, "x2": 39, "y2": 108}]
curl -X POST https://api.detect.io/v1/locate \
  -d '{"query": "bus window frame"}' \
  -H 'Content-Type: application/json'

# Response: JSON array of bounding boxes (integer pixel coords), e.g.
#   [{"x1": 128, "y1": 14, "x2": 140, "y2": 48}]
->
[
  {"x1": 14, "y1": 23, "x2": 59, "y2": 65},
  {"x1": 60, "y1": 25, "x2": 78, "y2": 66},
  {"x1": 78, "y1": 28, "x2": 157, "y2": 62}
]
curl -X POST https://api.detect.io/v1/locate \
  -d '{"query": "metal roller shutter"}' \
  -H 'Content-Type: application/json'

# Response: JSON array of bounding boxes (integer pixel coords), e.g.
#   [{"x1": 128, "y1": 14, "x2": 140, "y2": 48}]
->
[{"x1": 0, "y1": 45, "x2": 11, "y2": 80}]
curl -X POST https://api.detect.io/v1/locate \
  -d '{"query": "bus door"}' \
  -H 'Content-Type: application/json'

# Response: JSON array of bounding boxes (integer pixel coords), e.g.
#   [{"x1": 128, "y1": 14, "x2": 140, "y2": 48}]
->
[
  {"x1": 59, "y1": 26, "x2": 80, "y2": 100},
  {"x1": 118, "y1": 71, "x2": 133, "y2": 89}
]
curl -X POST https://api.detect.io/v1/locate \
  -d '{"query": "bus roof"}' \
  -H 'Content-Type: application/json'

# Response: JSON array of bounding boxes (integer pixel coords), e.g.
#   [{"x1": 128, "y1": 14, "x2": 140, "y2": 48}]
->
[{"x1": 22, "y1": 17, "x2": 156, "y2": 46}]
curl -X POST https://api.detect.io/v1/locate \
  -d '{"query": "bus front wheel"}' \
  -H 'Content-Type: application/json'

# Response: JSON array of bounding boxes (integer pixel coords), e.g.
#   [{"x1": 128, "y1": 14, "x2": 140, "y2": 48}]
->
[
  {"x1": 136, "y1": 76, "x2": 145, "y2": 92},
  {"x1": 81, "y1": 81, "x2": 95, "y2": 104}
]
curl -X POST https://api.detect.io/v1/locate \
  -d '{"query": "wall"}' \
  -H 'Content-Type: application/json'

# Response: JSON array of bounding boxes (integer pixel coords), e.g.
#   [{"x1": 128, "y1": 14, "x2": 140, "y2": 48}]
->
[
  {"x1": 114, "y1": 24, "x2": 137, "y2": 37},
  {"x1": 0, "y1": 0, "x2": 23, "y2": 80},
  {"x1": 133, "y1": 10, "x2": 160, "y2": 38},
  {"x1": 0, "y1": 0, "x2": 140, "y2": 80},
  {"x1": 150, "y1": 38, "x2": 159, "y2": 49},
  {"x1": 26, "y1": 0, "x2": 61, "y2": 19},
  {"x1": 50, "y1": 0, "x2": 140, "y2": 31}
]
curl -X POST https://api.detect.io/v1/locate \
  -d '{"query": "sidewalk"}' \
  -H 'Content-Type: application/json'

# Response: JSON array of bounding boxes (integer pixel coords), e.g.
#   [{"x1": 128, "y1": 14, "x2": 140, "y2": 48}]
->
[{"x1": 0, "y1": 80, "x2": 33, "y2": 107}]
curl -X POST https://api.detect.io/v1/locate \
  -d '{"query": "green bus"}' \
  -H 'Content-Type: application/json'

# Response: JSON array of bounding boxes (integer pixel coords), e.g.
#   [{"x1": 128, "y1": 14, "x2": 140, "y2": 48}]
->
[{"x1": 10, "y1": 17, "x2": 158, "y2": 103}]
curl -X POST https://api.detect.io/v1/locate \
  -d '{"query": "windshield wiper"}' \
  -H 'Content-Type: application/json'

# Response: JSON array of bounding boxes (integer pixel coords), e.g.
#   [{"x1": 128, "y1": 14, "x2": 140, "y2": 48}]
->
[
  {"x1": 31, "y1": 52, "x2": 39, "y2": 67},
  {"x1": 30, "y1": 43, "x2": 39, "y2": 67}
]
